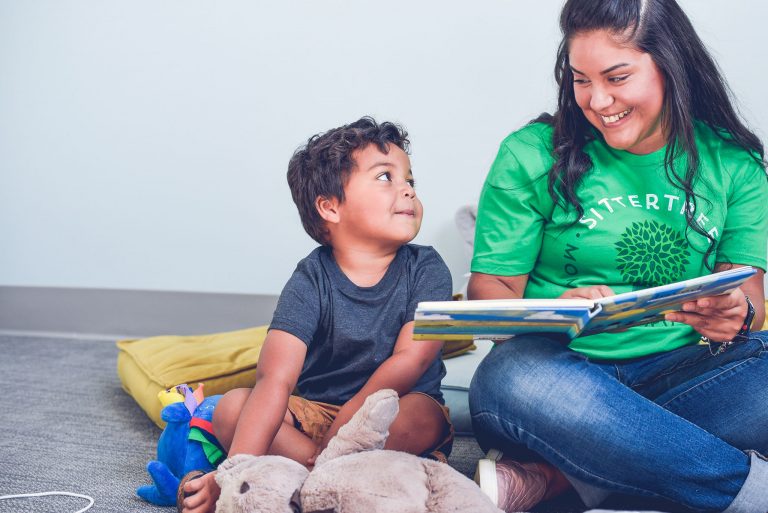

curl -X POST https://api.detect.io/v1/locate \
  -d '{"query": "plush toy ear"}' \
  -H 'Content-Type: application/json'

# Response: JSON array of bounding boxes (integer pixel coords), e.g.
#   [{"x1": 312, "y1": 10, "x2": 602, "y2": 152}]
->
[{"x1": 315, "y1": 389, "x2": 399, "y2": 466}]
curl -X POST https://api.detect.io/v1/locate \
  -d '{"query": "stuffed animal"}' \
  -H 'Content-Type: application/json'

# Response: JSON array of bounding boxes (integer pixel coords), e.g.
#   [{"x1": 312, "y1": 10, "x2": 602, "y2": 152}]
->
[
  {"x1": 137, "y1": 384, "x2": 225, "y2": 506},
  {"x1": 214, "y1": 389, "x2": 502, "y2": 513}
]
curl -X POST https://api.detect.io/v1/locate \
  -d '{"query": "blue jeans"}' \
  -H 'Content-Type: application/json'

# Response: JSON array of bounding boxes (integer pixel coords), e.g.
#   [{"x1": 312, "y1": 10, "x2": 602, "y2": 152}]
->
[{"x1": 468, "y1": 331, "x2": 768, "y2": 513}]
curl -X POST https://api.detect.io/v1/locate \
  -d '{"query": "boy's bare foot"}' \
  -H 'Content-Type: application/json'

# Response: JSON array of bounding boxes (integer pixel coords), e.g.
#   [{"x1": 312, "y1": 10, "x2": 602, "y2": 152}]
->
[{"x1": 179, "y1": 471, "x2": 220, "y2": 513}]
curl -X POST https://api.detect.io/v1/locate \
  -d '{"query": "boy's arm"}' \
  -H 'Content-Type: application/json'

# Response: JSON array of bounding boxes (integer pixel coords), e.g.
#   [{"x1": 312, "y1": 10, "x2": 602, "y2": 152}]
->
[
  {"x1": 182, "y1": 329, "x2": 306, "y2": 513},
  {"x1": 227, "y1": 328, "x2": 307, "y2": 456},
  {"x1": 315, "y1": 320, "x2": 441, "y2": 452}
]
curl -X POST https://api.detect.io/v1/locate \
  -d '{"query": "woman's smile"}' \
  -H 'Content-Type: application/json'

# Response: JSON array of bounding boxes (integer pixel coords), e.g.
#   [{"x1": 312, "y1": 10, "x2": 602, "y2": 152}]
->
[{"x1": 600, "y1": 107, "x2": 633, "y2": 126}]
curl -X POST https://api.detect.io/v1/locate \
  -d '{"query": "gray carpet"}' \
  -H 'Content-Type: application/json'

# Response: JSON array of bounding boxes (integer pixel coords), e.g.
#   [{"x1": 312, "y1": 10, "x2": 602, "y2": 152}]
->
[
  {"x1": 0, "y1": 334, "x2": 527, "y2": 513},
  {"x1": 1, "y1": 334, "x2": 168, "y2": 512}
]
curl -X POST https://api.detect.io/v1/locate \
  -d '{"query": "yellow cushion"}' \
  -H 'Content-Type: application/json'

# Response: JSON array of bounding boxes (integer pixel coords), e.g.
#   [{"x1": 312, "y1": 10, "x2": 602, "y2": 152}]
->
[
  {"x1": 117, "y1": 326, "x2": 268, "y2": 428},
  {"x1": 442, "y1": 294, "x2": 477, "y2": 358},
  {"x1": 442, "y1": 339, "x2": 477, "y2": 359}
]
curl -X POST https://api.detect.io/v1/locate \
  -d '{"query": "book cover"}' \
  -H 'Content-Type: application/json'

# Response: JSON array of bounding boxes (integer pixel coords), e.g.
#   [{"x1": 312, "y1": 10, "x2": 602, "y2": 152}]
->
[{"x1": 414, "y1": 267, "x2": 756, "y2": 341}]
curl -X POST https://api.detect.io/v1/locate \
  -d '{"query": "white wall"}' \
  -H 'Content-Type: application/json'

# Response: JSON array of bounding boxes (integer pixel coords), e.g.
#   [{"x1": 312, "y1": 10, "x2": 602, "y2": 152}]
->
[{"x1": 1, "y1": 0, "x2": 766, "y2": 295}]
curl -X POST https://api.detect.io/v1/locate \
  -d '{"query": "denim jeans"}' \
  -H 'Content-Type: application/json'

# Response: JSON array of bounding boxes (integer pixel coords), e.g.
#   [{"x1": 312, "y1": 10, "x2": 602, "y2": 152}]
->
[{"x1": 468, "y1": 330, "x2": 768, "y2": 513}]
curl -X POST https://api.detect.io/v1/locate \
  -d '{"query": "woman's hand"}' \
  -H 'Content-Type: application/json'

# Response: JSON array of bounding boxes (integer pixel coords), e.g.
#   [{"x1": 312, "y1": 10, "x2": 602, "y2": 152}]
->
[
  {"x1": 665, "y1": 287, "x2": 747, "y2": 342},
  {"x1": 559, "y1": 285, "x2": 615, "y2": 300}
]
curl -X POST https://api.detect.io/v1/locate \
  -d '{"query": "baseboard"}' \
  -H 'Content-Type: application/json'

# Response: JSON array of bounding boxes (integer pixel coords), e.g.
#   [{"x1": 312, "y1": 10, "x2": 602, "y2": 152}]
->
[{"x1": 0, "y1": 286, "x2": 278, "y2": 339}]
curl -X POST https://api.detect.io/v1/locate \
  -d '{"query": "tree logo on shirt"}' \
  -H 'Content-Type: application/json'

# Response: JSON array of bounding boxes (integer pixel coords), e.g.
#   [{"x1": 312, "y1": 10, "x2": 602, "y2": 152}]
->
[{"x1": 615, "y1": 220, "x2": 690, "y2": 287}]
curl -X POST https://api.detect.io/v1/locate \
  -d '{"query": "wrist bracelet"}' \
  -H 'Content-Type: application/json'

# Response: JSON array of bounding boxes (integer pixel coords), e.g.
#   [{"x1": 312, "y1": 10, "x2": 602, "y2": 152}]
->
[{"x1": 731, "y1": 295, "x2": 755, "y2": 343}]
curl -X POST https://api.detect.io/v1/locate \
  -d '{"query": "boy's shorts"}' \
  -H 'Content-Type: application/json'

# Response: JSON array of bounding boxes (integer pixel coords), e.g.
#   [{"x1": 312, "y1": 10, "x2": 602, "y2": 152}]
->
[{"x1": 287, "y1": 392, "x2": 454, "y2": 462}]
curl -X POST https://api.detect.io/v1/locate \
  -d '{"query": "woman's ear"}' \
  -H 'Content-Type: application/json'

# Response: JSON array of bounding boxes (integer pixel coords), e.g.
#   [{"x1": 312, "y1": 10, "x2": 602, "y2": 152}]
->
[{"x1": 315, "y1": 196, "x2": 341, "y2": 224}]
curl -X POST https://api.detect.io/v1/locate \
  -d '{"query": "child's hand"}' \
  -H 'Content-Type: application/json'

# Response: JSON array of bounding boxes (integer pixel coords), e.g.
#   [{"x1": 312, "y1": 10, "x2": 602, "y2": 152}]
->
[
  {"x1": 306, "y1": 444, "x2": 323, "y2": 467},
  {"x1": 307, "y1": 419, "x2": 344, "y2": 467},
  {"x1": 181, "y1": 471, "x2": 220, "y2": 513}
]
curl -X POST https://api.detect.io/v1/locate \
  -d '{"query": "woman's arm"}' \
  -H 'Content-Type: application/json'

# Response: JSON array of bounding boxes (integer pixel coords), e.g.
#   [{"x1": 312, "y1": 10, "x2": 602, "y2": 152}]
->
[
  {"x1": 468, "y1": 272, "x2": 529, "y2": 299},
  {"x1": 468, "y1": 272, "x2": 615, "y2": 300}
]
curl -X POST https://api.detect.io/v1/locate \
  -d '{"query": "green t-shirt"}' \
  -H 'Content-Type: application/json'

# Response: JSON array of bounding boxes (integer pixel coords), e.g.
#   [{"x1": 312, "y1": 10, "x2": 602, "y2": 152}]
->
[{"x1": 472, "y1": 122, "x2": 768, "y2": 360}]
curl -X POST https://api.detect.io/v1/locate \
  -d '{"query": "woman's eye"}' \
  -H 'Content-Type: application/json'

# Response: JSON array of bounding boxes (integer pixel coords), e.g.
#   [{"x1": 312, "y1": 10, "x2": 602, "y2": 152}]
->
[
  {"x1": 608, "y1": 75, "x2": 629, "y2": 83},
  {"x1": 376, "y1": 172, "x2": 391, "y2": 182},
  {"x1": 573, "y1": 78, "x2": 589, "y2": 85}
]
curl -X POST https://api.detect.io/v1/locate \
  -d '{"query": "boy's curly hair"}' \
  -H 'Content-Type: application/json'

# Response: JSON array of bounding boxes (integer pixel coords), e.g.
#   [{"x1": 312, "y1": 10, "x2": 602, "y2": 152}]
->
[{"x1": 287, "y1": 116, "x2": 410, "y2": 245}]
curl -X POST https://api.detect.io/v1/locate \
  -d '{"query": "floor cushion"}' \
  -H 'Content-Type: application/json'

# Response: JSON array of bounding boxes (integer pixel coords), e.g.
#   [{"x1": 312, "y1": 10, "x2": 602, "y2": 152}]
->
[
  {"x1": 117, "y1": 326, "x2": 267, "y2": 428},
  {"x1": 118, "y1": 327, "x2": 478, "y2": 428},
  {"x1": 442, "y1": 339, "x2": 477, "y2": 359}
]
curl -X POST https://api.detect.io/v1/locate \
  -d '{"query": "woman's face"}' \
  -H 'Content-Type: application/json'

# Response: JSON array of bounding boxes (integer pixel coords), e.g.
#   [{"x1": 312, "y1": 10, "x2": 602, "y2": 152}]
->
[{"x1": 569, "y1": 29, "x2": 666, "y2": 155}]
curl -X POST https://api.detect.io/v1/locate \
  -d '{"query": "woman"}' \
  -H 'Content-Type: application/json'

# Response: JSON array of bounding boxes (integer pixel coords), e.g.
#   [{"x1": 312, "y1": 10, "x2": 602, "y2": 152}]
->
[{"x1": 468, "y1": 1, "x2": 768, "y2": 512}]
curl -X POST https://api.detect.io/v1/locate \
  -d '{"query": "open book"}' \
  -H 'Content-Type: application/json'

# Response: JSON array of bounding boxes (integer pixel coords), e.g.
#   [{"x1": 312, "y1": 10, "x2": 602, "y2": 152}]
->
[{"x1": 414, "y1": 267, "x2": 756, "y2": 341}]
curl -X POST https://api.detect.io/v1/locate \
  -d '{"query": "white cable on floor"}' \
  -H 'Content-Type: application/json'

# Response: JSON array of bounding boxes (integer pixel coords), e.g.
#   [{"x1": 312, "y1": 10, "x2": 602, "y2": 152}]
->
[{"x1": 0, "y1": 491, "x2": 94, "y2": 513}]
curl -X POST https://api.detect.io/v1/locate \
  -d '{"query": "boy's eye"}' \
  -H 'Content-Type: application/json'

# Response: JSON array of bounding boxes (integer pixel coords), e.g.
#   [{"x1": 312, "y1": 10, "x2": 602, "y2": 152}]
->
[
  {"x1": 407, "y1": 178, "x2": 416, "y2": 188},
  {"x1": 376, "y1": 172, "x2": 392, "y2": 182}
]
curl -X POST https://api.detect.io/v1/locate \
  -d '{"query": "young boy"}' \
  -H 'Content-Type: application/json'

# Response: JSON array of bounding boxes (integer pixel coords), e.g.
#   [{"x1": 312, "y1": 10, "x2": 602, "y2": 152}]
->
[{"x1": 181, "y1": 117, "x2": 454, "y2": 513}]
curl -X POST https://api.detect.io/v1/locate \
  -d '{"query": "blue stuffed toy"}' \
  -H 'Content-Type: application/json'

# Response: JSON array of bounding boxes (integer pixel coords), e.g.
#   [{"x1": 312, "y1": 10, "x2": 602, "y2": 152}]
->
[{"x1": 137, "y1": 384, "x2": 226, "y2": 506}]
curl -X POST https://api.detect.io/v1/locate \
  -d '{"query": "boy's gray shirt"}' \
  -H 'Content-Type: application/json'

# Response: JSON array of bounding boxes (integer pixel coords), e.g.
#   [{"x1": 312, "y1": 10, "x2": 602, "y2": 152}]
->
[{"x1": 269, "y1": 243, "x2": 452, "y2": 405}]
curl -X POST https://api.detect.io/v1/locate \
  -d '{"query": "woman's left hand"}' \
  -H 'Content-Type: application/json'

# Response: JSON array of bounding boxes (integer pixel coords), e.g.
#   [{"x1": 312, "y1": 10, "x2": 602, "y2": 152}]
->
[{"x1": 665, "y1": 287, "x2": 747, "y2": 341}]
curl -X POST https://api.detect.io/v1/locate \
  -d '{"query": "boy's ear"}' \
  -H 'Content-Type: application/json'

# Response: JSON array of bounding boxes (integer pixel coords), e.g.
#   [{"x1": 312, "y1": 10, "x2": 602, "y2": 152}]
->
[{"x1": 315, "y1": 196, "x2": 341, "y2": 224}]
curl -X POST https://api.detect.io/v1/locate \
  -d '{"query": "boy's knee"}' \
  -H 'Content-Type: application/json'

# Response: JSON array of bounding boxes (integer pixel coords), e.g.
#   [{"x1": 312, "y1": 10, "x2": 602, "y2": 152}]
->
[
  {"x1": 212, "y1": 388, "x2": 251, "y2": 438},
  {"x1": 388, "y1": 396, "x2": 445, "y2": 443},
  {"x1": 389, "y1": 415, "x2": 440, "y2": 442},
  {"x1": 212, "y1": 389, "x2": 296, "y2": 446}
]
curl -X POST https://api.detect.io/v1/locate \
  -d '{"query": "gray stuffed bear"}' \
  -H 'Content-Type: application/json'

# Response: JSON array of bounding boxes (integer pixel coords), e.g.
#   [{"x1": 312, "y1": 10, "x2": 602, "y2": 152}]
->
[{"x1": 214, "y1": 389, "x2": 502, "y2": 513}]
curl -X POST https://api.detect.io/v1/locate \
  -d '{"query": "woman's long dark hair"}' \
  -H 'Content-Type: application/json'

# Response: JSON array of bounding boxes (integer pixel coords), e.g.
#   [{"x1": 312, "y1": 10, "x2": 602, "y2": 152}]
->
[{"x1": 543, "y1": 0, "x2": 766, "y2": 268}]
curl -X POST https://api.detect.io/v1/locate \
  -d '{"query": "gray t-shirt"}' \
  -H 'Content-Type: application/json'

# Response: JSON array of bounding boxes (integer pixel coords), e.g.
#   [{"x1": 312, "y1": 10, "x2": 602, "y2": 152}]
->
[{"x1": 269, "y1": 244, "x2": 452, "y2": 405}]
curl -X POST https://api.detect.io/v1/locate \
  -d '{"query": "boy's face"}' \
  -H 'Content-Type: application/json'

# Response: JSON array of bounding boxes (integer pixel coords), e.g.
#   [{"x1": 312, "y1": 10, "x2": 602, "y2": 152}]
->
[{"x1": 333, "y1": 143, "x2": 422, "y2": 249}]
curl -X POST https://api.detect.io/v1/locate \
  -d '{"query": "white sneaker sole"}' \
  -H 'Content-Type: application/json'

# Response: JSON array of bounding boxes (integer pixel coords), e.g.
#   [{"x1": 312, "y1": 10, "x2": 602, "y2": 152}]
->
[{"x1": 475, "y1": 449, "x2": 503, "y2": 507}]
